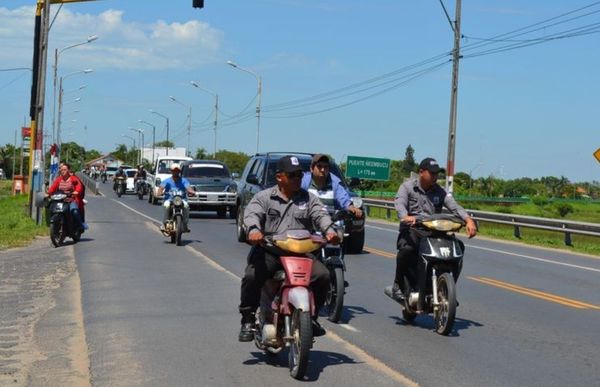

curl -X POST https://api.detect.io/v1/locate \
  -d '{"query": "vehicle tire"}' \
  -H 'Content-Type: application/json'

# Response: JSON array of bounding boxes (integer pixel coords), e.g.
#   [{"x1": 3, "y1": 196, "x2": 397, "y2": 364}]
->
[
  {"x1": 72, "y1": 229, "x2": 81, "y2": 242},
  {"x1": 148, "y1": 191, "x2": 153, "y2": 203},
  {"x1": 151, "y1": 193, "x2": 159, "y2": 205},
  {"x1": 288, "y1": 309, "x2": 312, "y2": 380},
  {"x1": 325, "y1": 267, "x2": 345, "y2": 322},
  {"x1": 345, "y1": 229, "x2": 365, "y2": 254},
  {"x1": 229, "y1": 205, "x2": 237, "y2": 220},
  {"x1": 137, "y1": 187, "x2": 144, "y2": 200},
  {"x1": 117, "y1": 184, "x2": 123, "y2": 198},
  {"x1": 435, "y1": 272, "x2": 456, "y2": 336},
  {"x1": 50, "y1": 214, "x2": 63, "y2": 248},
  {"x1": 402, "y1": 309, "x2": 417, "y2": 323},
  {"x1": 236, "y1": 206, "x2": 246, "y2": 243},
  {"x1": 216, "y1": 207, "x2": 227, "y2": 218},
  {"x1": 175, "y1": 216, "x2": 183, "y2": 246}
]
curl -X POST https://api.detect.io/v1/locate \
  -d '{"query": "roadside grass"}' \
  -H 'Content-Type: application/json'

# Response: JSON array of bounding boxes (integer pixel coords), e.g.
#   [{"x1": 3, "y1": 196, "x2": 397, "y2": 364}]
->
[
  {"x1": 467, "y1": 201, "x2": 600, "y2": 223},
  {"x1": 366, "y1": 207, "x2": 600, "y2": 256},
  {"x1": 0, "y1": 180, "x2": 12, "y2": 197},
  {"x1": 0, "y1": 194, "x2": 48, "y2": 250}
]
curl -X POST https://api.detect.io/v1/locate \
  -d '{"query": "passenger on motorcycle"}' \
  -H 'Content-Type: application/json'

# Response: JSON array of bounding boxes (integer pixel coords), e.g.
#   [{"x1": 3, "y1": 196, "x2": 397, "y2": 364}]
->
[
  {"x1": 47, "y1": 162, "x2": 85, "y2": 233},
  {"x1": 301, "y1": 154, "x2": 363, "y2": 218},
  {"x1": 239, "y1": 155, "x2": 341, "y2": 342},
  {"x1": 391, "y1": 157, "x2": 477, "y2": 306},
  {"x1": 134, "y1": 164, "x2": 147, "y2": 183},
  {"x1": 113, "y1": 166, "x2": 126, "y2": 192},
  {"x1": 157, "y1": 163, "x2": 195, "y2": 232}
]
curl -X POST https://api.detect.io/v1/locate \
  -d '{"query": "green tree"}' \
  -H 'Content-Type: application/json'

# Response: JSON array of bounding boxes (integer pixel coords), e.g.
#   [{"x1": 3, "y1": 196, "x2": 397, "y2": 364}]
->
[
  {"x1": 194, "y1": 147, "x2": 210, "y2": 159},
  {"x1": 401, "y1": 144, "x2": 416, "y2": 175},
  {"x1": 155, "y1": 140, "x2": 175, "y2": 148},
  {"x1": 213, "y1": 150, "x2": 251, "y2": 174}
]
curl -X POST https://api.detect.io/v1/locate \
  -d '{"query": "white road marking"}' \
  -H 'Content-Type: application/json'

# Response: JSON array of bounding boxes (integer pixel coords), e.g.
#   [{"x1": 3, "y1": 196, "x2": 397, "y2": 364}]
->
[
  {"x1": 365, "y1": 224, "x2": 600, "y2": 273},
  {"x1": 338, "y1": 323, "x2": 360, "y2": 332}
]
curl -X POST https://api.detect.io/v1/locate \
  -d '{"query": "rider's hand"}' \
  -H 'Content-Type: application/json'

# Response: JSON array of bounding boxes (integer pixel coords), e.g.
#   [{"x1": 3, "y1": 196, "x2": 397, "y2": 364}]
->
[
  {"x1": 326, "y1": 231, "x2": 340, "y2": 245},
  {"x1": 349, "y1": 205, "x2": 363, "y2": 219},
  {"x1": 247, "y1": 229, "x2": 264, "y2": 245},
  {"x1": 402, "y1": 215, "x2": 417, "y2": 226},
  {"x1": 465, "y1": 218, "x2": 477, "y2": 238}
]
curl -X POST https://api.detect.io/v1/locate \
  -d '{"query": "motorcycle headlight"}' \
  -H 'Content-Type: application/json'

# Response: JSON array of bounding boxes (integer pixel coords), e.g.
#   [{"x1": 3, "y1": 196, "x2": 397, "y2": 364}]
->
[
  {"x1": 173, "y1": 196, "x2": 183, "y2": 206},
  {"x1": 351, "y1": 197, "x2": 363, "y2": 208}
]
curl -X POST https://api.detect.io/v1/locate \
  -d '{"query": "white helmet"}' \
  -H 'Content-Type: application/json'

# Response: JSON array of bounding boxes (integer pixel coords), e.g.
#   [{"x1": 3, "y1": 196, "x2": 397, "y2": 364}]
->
[{"x1": 170, "y1": 163, "x2": 181, "y2": 171}]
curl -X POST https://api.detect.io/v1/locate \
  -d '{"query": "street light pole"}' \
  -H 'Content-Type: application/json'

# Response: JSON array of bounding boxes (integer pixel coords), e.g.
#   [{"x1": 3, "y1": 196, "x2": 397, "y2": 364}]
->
[
  {"x1": 169, "y1": 96, "x2": 192, "y2": 157},
  {"x1": 227, "y1": 61, "x2": 262, "y2": 153},
  {"x1": 52, "y1": 36, "x2": 97, "y2": 146},
  {"x1": 190, "y1": 81, "x2": 219, "y2": 156},
  {"x1": 129, "y1": 127, "x2": 144, "y2": 165},
  {"x1": 138, "y1": 120, "x2": 156, "y2": 165},
  {"x1": 150, "y1": 110, "x2": 170, "y2": 156}
]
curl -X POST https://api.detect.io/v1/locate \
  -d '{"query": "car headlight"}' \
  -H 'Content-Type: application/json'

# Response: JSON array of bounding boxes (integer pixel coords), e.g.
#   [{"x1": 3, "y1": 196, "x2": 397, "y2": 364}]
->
[
  {"x1": 351, "y1": 197, "x2": 363, "y2": 208},
  {"x1": 225, "y1": 184, "x2": 236, "y2": 193}
]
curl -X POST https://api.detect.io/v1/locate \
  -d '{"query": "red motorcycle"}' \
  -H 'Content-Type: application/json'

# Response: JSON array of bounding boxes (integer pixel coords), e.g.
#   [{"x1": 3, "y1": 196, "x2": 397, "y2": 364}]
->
[{"x1": 254, "y1": 230, "x2": 325, "y2": 380}]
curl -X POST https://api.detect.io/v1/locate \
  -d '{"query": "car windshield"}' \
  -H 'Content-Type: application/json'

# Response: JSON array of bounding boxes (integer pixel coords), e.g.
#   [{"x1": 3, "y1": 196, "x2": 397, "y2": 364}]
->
[
  {"x1": 158, "y1": 160, "x2": 189, "y2": 174},
  {"x1": 265, "y1": 155, "x2": 347, "y2": 187},
  {"x1": 126, "y1": 170, "x2": 136, "y2": 177},
  {"x1": 184, "y1": 163, "x2": 230, "y2": 178}
]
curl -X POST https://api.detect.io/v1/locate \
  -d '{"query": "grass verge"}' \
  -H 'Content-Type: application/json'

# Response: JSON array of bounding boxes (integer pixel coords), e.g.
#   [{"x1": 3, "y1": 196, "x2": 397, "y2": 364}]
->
[
  {"x1": 0, "y1": 194, "x2": 48, "y2": 250},
  {"x1": 367, "y1": 207, "x2": 600, "y2": 256}
]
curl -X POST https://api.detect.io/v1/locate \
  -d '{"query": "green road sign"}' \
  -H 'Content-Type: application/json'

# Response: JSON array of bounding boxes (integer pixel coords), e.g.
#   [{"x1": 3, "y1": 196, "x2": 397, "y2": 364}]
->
[{"x1": 345, "y1": 155, "x2": 390, "y2": 181}]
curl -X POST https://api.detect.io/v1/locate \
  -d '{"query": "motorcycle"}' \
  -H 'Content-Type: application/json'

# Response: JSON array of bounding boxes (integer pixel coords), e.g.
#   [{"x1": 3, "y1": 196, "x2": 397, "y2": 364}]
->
[
  {"x1": 253, "y1": 230, "x2": 326, "y2": 380},
  {"x1": 101, "y1": 172, "x2": 107, "y2": 183},
  {"x1": 160, "y1": 189, "x2": 188, "y2": 246},
  {"x1": 46, "y1": 193, "x2": 82, "y2": 247},
  {"x1": 114, "y1": 176, "x2": 126, "y2": 197},
  {"x1": 318, "y1": 210, "x2": 350, "y2": 323},
  {"x1": 384, "y1": 214, "x2": 465, "y2": 336},
  {"x1": 135, "y1": 179, "x2": 148, "y2": 200}
]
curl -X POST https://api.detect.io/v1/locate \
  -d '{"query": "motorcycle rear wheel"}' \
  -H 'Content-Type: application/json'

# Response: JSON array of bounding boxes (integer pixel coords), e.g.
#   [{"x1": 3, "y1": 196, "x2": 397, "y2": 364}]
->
[
  {"x1": 137, "y1": 189, "x2": 144, "y2": 200},
  {"x1": 325, "y1": 267, "x2": 345, "y2": 322},
  {"x1": 50, "y1": 214, "x2": 64, "y2": 247},
  {"x1": 288, "y1": 309, "x2": 312, "y2": 380},
  {"x1": 435, "y1": 272, "x2": 456, "y2": 336}
]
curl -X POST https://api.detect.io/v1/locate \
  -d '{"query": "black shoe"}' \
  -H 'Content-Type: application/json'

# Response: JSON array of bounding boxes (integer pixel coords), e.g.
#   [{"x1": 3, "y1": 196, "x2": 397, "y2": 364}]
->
[
  {"x1": 312, "y1": 319, "x2": 326, "y2": 337},
  {"x1": 239, "y1": 323, "x2": 254, "y2": 342},
  {"x1": 384, "y1": 283, "x2": 405, "y2": 302}
]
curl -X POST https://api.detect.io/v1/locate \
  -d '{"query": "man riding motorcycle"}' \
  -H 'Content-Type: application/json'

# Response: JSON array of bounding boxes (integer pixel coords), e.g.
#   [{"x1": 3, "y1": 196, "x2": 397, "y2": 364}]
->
[
  {"x1": 239, "y1": 155, "x2": 341, "y2": 342},
  {"x1": 157, "y1": 163, "x2": 195, "y2": 232},
  {"x1": 113, "y1": 166, "x2": 126, "y2": 192},
  {"x1": 301, "y1": 153, "x2": 363, "y2": 218},
  {"x1": 47, "y1": 162, "x2": 85, "y2": 233},
  {"x1": 390, "y1": 157, "x2": 477, "y2": 309},
  {"x1": 134, "y1": 164, "x2": 147, "y2": 183}
]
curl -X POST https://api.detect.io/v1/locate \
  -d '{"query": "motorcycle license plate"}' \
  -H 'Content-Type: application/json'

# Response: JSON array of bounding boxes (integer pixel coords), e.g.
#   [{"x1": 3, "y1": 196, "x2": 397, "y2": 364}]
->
[{"x1": 55, "y1": 203, "x2": 63, "y2": 210}]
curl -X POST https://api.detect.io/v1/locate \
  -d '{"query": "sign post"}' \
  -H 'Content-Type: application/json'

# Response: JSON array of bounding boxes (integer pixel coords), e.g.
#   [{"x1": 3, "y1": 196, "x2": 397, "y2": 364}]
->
[{"x1": 345, "y1": 155, "x2": 391, "y2": 181}]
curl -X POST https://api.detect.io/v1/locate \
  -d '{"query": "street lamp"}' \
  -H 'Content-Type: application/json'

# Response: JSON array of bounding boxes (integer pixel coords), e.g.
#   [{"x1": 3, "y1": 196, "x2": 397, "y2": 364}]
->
[
  {"x1": 138, "y1": 120, "x2": 156, "y2": 165},
  {"x1": 129, "y1": 127, "x2": 145, "y2": 165},
  {"x1": 149, "y1": 109, "x2": 170, "y2": 156},
  {"x1": 227, "y1": 60, "x2": 262, "y2": 153},
  {"x1": 122, "y1": 134, "x2": 136, "y2": 150},
  {"x1": 169, "y1": 96, "x2": 192, "y2": 157},
  {"x1": 52, "y1": 35, "x2": 98, "y2": 145},
  {"x1": 190, "y1": 81, "x2": 219, "y2": 157}
]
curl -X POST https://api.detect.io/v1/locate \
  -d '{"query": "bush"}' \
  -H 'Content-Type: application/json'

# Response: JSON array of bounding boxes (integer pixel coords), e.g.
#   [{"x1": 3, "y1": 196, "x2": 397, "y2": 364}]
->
[
  {"x1": 554, "y1": 203, "x2": 574, "y2": 218},
  {"x1": 531, "y1": 195, "x2": 550, "y2": 207}
]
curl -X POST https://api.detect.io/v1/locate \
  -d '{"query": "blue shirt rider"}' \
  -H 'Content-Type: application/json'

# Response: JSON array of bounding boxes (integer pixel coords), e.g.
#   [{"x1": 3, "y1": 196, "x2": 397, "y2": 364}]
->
[
  {"x1": 158, "y1": 163, "x2": 196, "y2": 232},
  {"x1": 301, "y1": 154, "x2": 363, "y2": 219}
]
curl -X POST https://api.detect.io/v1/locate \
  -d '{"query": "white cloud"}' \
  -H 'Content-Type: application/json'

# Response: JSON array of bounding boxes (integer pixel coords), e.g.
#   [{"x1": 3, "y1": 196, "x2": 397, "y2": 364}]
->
[{"x1": 0, "y1": 6, "x2": 224, "y2": 71}]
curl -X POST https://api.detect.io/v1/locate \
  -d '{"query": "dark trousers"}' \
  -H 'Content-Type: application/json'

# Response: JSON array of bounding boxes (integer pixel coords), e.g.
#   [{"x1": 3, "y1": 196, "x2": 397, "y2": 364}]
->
[
  {"x1": 240, "y1": 246, "x2": 330, "y2": 316},
  {"x1": 395, "y1": 228, "x2": 420, "y2": 288}
]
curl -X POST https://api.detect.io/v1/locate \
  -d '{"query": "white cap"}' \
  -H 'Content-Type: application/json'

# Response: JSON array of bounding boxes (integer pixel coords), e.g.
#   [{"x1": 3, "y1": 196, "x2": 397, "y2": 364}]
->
[{"x1": 170, "y1": 163, "x2": 181, "y2": 171}]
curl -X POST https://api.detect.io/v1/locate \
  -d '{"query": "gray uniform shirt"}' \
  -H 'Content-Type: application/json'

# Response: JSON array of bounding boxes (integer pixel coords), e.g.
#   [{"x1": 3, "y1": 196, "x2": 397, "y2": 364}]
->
[
  {"x1": 394, "y1": 178, "x2": 470, "y2": 228},
  {"x1": 244, "y1": 186, "x2": 335, "y2": 236}
]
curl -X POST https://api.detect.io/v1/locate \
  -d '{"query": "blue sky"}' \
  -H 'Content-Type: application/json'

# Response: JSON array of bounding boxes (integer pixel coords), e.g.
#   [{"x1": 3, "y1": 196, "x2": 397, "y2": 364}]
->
[{"x1": 1, "y1": 0, "x2": 599, "y2": 182}]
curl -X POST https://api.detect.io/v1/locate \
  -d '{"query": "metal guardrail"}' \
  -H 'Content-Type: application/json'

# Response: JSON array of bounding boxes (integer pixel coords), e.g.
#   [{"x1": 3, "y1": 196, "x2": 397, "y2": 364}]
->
[
  {"x1": 76, "y1": 172, "x2": 100, "y2": 196},
  {"x1": 362, "y1": 198, "x2": 600, "y2": 246}
]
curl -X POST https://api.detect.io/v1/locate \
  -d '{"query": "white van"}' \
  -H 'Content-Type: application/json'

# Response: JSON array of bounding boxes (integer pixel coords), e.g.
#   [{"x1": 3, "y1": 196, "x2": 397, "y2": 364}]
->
[{"x1": 147, "y1": 155, "x2": 192, "y2": 204}]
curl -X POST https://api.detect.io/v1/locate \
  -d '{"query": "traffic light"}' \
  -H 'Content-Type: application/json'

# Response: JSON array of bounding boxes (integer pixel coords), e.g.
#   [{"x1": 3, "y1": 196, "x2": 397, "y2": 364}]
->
[{"x1": 193, "y1": 0, "x2": 204, "y2": 8}]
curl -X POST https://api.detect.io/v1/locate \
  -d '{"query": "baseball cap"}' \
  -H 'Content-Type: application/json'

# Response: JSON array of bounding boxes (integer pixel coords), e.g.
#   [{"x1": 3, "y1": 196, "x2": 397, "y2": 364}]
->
[
  {"x1": 170, "y1": 163, "x2": 181, "y2": 171},
  {"x1": 311, "y1": 153, "x2": 330, "y2": 167},
  {"x1": 276, "y1": 155, "x2": 303, "y2": 173},
  {"x1": 419, "y1": 158, "x2": 445, "y2": 173}
]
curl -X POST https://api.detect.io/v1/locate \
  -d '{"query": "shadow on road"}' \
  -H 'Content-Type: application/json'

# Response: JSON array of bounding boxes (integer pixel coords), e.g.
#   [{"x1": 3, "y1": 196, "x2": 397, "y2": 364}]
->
[
  {"x1": 243, "y1": 349, "x2": 362, "y2": 381},
  {"x1": 333, "y1": 305, "x2": 374, "y2": 324},
  {"x1": 388, "y1": 315, "x2": 483, "y2": 337}
]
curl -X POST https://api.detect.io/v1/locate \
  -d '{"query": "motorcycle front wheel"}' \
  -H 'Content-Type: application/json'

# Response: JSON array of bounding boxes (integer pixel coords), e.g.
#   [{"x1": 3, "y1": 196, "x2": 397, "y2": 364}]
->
[
  {"x1": 137, "y1": 187, "x2": 144, "y2": 200},
  {"x1": 175, "y1": 216, "x2": 183, "y2": 246},
  {"x1": 288, "y1": 309, "x2": 312, "y2": 380},
  {"x1": 325, "y1": 267, "x2": 345, "y2": 322},
  {"x1": 50, "y1": 214, "x2": 64, "y2": 247},
  {"x1": 435, "y1": 272, "x2": 456, "y2": 336},
  {"x1": 117, "y1": 185, "x2": 123, "y2": 197}
]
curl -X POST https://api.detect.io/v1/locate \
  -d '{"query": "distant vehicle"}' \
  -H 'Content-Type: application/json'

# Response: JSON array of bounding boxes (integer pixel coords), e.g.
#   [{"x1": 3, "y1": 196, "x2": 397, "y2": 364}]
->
[
  {"x1": 147, "y1": 156, "x2": 192, "y2": 205},
  {"x1": 124, "y1": 169, "x2": 137, "y2": 194},
  {"x1": 181, "y1": 160, "x2": 237, "y2": 218},
  {"x1": 0, "y1": 168, "x2": 4, "y2": 179},
  {"x1": 234, "y1": 152, "x2": 365, "y2": 253},
  {"x1": 105, "y1": 166, "x2": 118, "y2": 178}
]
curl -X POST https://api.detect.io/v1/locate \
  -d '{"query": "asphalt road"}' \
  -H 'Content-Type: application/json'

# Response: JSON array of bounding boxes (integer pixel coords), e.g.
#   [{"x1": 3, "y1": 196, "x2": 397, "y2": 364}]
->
[{"x1": 74, "y1": 185, "x2": 600, "y2": 386}]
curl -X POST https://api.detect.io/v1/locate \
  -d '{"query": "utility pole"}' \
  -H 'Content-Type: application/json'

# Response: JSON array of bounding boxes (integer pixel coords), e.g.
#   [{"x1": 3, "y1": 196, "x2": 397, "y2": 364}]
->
[{"x1": 444, "y1": 0, "x2": 462, "y2": 195}]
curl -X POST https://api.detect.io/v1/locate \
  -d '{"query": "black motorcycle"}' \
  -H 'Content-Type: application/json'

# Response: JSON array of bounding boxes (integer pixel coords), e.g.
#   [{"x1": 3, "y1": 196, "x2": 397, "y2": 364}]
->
[
  {"x1": 319, "y1": 210, "x2": 350, "y2": 323},
  {"x1": 114, "y1": 176, "x2": 126, "y2": 197},
  {"x1": 46, "y1": 193, "x2": 82, "y2": 247},
  {"x1": 385, "y1": 214, "x2": 465, "y2": 335},
  {"x1": 135, "y1": 179, "x2": 148, "y2": 200}
]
